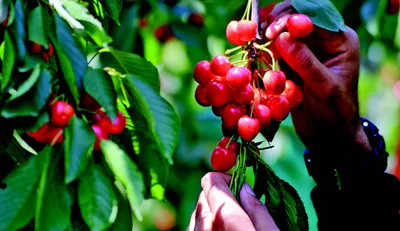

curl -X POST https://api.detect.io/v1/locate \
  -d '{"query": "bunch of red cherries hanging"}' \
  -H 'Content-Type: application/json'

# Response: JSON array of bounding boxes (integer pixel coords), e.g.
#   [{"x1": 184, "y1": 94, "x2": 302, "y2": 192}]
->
[{"x1": 193, "y1": 9, "x2": 313, "y2": 172}]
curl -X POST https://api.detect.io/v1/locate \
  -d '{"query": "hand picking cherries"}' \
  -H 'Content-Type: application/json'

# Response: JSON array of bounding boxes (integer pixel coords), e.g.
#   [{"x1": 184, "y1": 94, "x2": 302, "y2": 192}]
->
[{"x1": 193, "y1": 2, "x2": 311, "y2": 172}]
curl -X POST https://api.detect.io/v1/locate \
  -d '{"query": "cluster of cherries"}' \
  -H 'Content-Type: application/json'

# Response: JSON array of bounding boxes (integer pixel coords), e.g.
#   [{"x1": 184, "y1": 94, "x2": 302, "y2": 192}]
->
[
  {"x1": 194, "y1": 13, "x2": 313, "y2": 172},
  {"x1": 28, "y1": 41, "x2": 54, "y2": 62},
  {"x1": 27, "y1": 94, "x2": 126, "y2": 151}
]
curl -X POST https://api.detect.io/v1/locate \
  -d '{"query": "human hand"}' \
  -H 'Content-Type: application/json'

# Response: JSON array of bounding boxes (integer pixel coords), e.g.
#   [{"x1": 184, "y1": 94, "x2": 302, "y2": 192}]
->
[
  {"x1": 188, "y1": 172, "x2": 279, "y2": 231},
  {"x1": 264, "y1": 1, "x2": 371, "y2": 161}
]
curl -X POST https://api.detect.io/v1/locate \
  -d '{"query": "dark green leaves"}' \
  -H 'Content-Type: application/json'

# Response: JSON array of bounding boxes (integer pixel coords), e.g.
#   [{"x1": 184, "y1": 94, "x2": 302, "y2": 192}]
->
[
  {"x1": 290, "y1": 0, "x2": 347, "y2": 32},
  {"x1": 83, "y1": 68, "x2": 117, "y2": 120},
  {"x1": 64, "y1": 116, "x2": 96, "y2": 184},
  {"x1": 78, "y1": 165, "x2": 118, "y2": 231},
  {"x1": 103, "y1": 0, "x2": 122, "y2": 25},
  {"x1": 110, "y1": 49, "x2": 160, "y2": 92},
  {"x1": 1, "y1": 68, "x2": 51, "y2": 118},
  {"x1": 8, "y1": 64, "x2": 41, "y2": 101},
  {"x1": 27, "y1": 6, "x2": 49, "y2": 47},
  {"x1": 0, "y1": 152, "x2": 45, "y2": 231},
  {"x1": 101, "y1": 140, "x2": 145, "y2": 221},
  {"x1": 1, "y1": 31, "x2": 15, "y2": 92}
]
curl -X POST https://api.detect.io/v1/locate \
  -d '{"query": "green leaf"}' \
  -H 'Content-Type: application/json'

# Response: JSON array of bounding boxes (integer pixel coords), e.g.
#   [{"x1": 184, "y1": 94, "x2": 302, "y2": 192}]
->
[
  {"x1": 123, "y1": 77, "x2": 180, "y2": 165},
  {"x1": 110, "y1": 49, "x2": 160, "y2": 92},
  {"x1": 103, "y1": 0, "x2": 122, "y2": 25},
  {"x1": 62, "y1": 1, "x2": 112, "y2": 46},
  {"x1": 101, "y1": 140, "x2": 145, "y2": 221},
  {"x1": 27, "y1": 6, "x2": 49, "y2": 47},
  {"x1": 83, "y1": 68, "x2": 117, "y2": 120},
  {"x1": 109, "y1": 187, "x2": 133, "y2": 231},
  {"x1": 8, "y1": 64, "x2": 41, "y2": 101},
  {"x1": 281, "y1": 180, "x2": 309, "y2": 231},
  {"x1": 78, "y1": 165, "x2": 118, "y2": 231},
  {"x1": 35, "y1": 145, "x2": 71, "y2": 231},
  {"x1": 111, "y1": 6, "x2": 138, "y2": 52},
  {"x1": 0, "y1": 151, "x2": 46, "y2": 231},
  {"x1": 1, "y1": 31, "x2": 15, "y2": 92},
  {"x1": 64, "y1": 116, "x2": 96, "y2": 184},
  {"x1": 10, "y1": 0, "x2": 27, "y2": 63},
  {"x1": 1, "y1": 68, "x2": 51, "y2": 118},
  {"x1": 290, "y1": 0, "x2": 347, "y2": 32},
  {"x1": 54, "y1": 15, "x2": 87, "y2": 90}
]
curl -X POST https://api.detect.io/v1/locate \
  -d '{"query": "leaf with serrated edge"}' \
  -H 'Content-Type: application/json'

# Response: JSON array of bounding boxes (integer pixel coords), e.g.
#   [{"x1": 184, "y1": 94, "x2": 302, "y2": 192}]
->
[
  {"x1": 101, "y1": 140, "x2": 145, "y2": 221},
  {"x1": 64, "y1": 116, "x2": 96, "y2": 184},
  {"x1": 290, "y1": 0, "x2": 347, "y2": 32},
  {"x1": 78, "y1": 165, "x2": 118, "y2": 231}
]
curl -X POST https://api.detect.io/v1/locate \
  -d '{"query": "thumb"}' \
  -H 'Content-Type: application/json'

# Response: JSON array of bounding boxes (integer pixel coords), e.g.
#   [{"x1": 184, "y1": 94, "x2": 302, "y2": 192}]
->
[
  {"x1": 274, "y1": 32, "x2": 331, "y2": 88},
  {"x1": 240, "y1": 183, "x2": 280, "y2": 231}
]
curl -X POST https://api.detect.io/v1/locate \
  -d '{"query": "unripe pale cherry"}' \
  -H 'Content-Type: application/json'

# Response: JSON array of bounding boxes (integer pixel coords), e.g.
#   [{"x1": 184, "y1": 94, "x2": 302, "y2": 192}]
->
[
  {"x1": 226, "y1": 67, "x2": 252, "y2": 89},
  {"x1": 210, "y1": 55, "x2": 231, "y2": 76}
]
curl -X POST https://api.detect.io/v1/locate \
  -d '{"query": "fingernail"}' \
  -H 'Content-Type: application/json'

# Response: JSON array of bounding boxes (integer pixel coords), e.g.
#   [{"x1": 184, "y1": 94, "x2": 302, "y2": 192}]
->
[{"x1": 244, "y1": 183, "x2": 256, "y2": 197}]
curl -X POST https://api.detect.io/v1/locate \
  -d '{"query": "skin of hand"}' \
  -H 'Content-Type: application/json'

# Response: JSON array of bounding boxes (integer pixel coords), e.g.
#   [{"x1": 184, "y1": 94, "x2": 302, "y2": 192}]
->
[
  {"x1": 188, "y1": 172, "x2": 280, "y2": 231},
  {"x1": 263, "y1": 1, "x2": 372, "y2": 166}
]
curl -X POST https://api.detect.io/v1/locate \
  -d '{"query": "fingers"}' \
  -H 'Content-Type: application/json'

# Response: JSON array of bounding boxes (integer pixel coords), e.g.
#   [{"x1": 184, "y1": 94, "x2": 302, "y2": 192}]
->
[
  {"x1": 194, "y1": 192, "x2": 213, "y2": 231},
  {"x1": 266, "y1": 10, "x2": 294, "y2": 40},
  {"x1": 201, "y1": 172, "x2": 255, "y2": 230},
  {"x1": 240, "y1": 183, "x2": 280, "y2": 231}
]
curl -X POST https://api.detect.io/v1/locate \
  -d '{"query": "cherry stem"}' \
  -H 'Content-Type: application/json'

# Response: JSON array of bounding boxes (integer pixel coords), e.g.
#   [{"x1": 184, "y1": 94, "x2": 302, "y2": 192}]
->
[
  {"x1": 257, "y1": 145, "x2": 274, "y2": 150},
  {"x1": 226, "y1": 134, "x2": 237, "y2": 149},
  {"x1": 228, "y1": 50, "x2": 247, "y2": 59},
  {"x1": 231, "y1": 59, "x2": 248, "y2": 66},
  {"x1": 242, "y1": 0, "x2": 252, "y2": 20},
  {"x1": 225, "y1": 46, "x2": 243, "y2": 55},
  {"x1": 50, "y1": 130, "x2": 63, "y2": 146}
]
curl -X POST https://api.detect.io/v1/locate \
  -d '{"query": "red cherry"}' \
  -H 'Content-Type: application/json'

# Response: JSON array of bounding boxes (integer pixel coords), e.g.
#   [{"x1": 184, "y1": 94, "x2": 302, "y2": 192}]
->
[
  {"x1": 221, "y1": 123, "x2": 236, "y2": 137},
  {"x1": 109, "y1": 111, "x2": 126, "y2": 134},
  {"x1": 237, "y1": 20, "x2": 257, "y2": 42},
  {"x1": 210, "y1": 147, "x2": 237, "y2": 172},
  {"x1": 221, "y1": 103, "x2": 247, "y2": 129},
  {"x1": 195, "y1": 85, "x2": 210, "y2": 107},
  {"x1": 206, "y1": 80, "x2": 232, "y2": 107},
  {"x1": 233, "y1": 84, "x2": 255, "y2": 105},
  {"x1": 41, "y1": 52, "x2": 50, "y2": 62},
  {"x1": 26, "y1": 123, "x2": 50, "y2": 143},
  {"x1": 1, "y1": 11, "x2": 9, "y2": 28},
  {"x1": 226, "y1": 20, "x2": 246, "y2": 46},
  {"x1": 287, "y1": 14, "x2": 313, "y2": 38},
  {"x1": 210, "y1": 55, "x2": 231, "y2": 76},
  {"x1": 217, "y1": 137, "x2": 240, "y2": 154},
  {"x1": 81, "y1": 93, "x2": 101, "y2": 112},
  {"x1": 28, "y1": 41, "x2": 42, "y2": 54},
  {"x1": 48, "y1": 44, "x2": 54, "y2": 57},
  {"x1": 253, "y1": 104, "x2": 271, "y2": 128},
  {"x1": 139, "y1": 18, "x2": 148, "y2": 28},
  {"x1": 281, "y1": 80, "x2": 303, "y2": 107},
  {"x1": 226, "y1": 67, "x2": 252, "y2": 89},
  {"x1": 46, "y1": 126, "x2": 64, "y2": 145},
  {"x1": 193, "y1": 60, "x2": 216, "y2": 87},
  {"x1": 387, "y1": 0, "x2": 400, "y2": 14},
  {"x1": 266, "y1": 95, "x2": 290, "y2": 122},
  {"x1": 154, "y1": 24, "x2": 174, "y2": 43},
  {"x1": 263, "y1": 70, "x2": 286, "y2": 95},
  {"x1": 50, "y1": 100, "x2": 75, "y2": 127},
  {"x1": 254, "y1": 88, "x2": 268, "y2": 106},
  {"x1": 188, "y1": 13, "x2": 204, "y2": 27},
  {"x1": 92, "y1": 124, "x2": 109, "y2": 151},
  {"x1": 238, "y1": 115, "x2": 261, "y2": 141},
  {"x1": 212, "y1": 106, "x2": 222, "y2": 117}
]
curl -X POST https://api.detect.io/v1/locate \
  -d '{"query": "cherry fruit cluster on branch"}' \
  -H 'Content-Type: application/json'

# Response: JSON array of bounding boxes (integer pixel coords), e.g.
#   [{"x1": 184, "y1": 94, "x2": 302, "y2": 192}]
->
[{"x1": 193, "y1": 10, "x2": 314, "y2": 172}]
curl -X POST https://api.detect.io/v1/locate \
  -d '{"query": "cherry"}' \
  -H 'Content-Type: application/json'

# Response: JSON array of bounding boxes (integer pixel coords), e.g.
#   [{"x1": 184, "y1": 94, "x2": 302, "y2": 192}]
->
[
  {"x1": 26, "y1": 123, "x2": 50, "y2": 143},
  {"x1": 226, "y1": 20, "x2": 246, "y2": 46},
  {"x1": 233, "y1": 84, "x2": 255, "y2": 105},
  {"x1": 212, "y1": 106, "x2": 222, "y2": 117},
  {"x1": 210, "y1": 147, "x2": 237, "y2": 172},
  {"x1": 195, "y1": 85, "x2": 210, "y2": 107},
  {"x1": 81, "y1": 93, "x2": 101, "y2": 112},
  {"x1": 50, "y1": 100, "x2": 75, "y2": 127},
  {"x1": 206, "y1": 80, "x2": 232, "y2": 107},
  {"x1": 221, "y1": 103, "x2": 247, "y2": 129},
  {"x1": 41, "y1": 44, "x2": 54, "y2": 62},
  {"x1": 28, "y1": 41, "x2": 42, "y2": 54},
  {"x1": 210, "y1": 55, "x2": 231, "y2": 76},
  {"x1": 281, "y1": 80, "x2": 303, "y2": 107},
  {"x1": 263, "y1": 70, "x2": 286, "y2": 95},
  {"x1": 193, "y1": 60, "x2": 216, "y2": 87},
  {"x1": 48, "y1": 44, "x2": 54, "y2": 57},
  {"x1": 237, "y1": 20, "x2": 257, "y2": 42},
  {"x1": 1, "y1": 10, "x2": 9, "y2": 28},
  {"x1": 221, "y1": 123, "x2": 236, "y2": 137},
  {"x1": 253, "y1": 88, "x2": 268, "y2": 106},
  {"x1": 154, "y1": 24, "x2": 174, "y2": 43},
  {"x1": 188, "y1": 13, "x2": 204, "y2": 27},
  {"x1": 253, "y1": 104, "x2": 271, "y2": 128},
  {"x1": 108, "y1": 111, "x2": 127, "y2": 134},
  {"x1": 46, "y1": 126, "x2": 64, "y2": 145},
  {"x1": 226, "y1": 67, "x2": 252, "y2": 89},
  {"x1": 238, "y1": 115, "x2": 261, "y2": 141},
  {"x1": 287, "y1": 14, "x2": 313, "y2": 38},
  {"x1": 217, "y1": 137, "x2": 240, "y2": 154},
  {"x1": 92, "y1": 124, "x2": 109, "y2": 151},
  {"x1": 266, "y1": 95, "x2": 290, "y2": 122},
  {"x1": 386, "y1": 0, "x2": 400, "y2": 15},
  {"x1": 139, "y1": 18, "x2": 148, "y2": 28}
]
